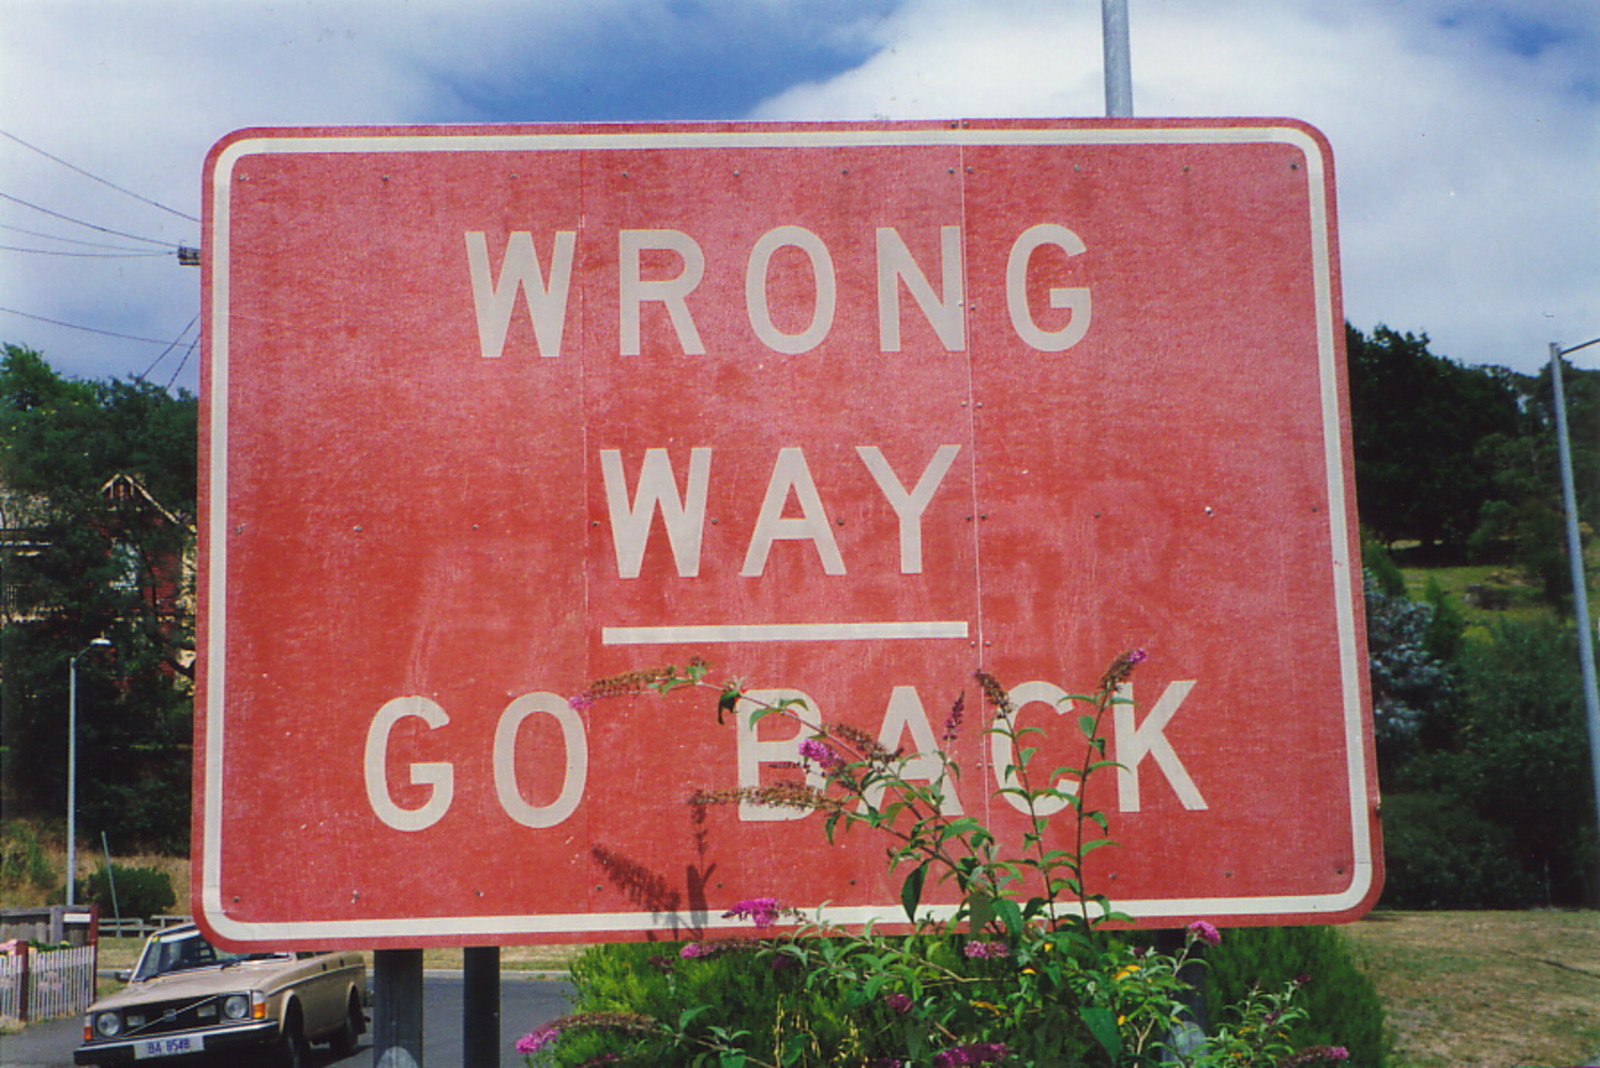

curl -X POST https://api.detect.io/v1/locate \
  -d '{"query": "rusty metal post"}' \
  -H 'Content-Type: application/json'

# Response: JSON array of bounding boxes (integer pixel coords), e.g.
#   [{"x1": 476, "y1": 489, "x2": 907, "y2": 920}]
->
[{"x1": 373, "y1": 948, "x2": 424, "y2": 1067}]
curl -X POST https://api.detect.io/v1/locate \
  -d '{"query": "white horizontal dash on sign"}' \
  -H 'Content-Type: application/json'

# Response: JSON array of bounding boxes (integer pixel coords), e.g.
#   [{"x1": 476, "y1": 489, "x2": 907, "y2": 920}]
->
[{"x1": 601, "y1": 621, "x2": 971, "y2": 645}]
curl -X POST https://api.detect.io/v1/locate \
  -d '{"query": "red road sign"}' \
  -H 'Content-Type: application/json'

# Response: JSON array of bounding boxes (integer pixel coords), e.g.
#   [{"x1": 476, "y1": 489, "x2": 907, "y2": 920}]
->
[{"x1": 197, "y1": 120, "x2": 1379, "y2": 949}]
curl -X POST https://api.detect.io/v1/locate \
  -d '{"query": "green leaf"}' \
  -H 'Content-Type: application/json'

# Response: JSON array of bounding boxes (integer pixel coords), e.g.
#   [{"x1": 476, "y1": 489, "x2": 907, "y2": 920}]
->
[
  {"x1": 966, "y1": 889, "x2": 996, "y2": 934},
  {"x1": 900, "y1": 861, "x2": 929, "y2": 922},
  {"x1": 716, "y1": 687, "x2": 740, "y2": 724},
  {"x1": 938, "y1": 817, "x2": 984, "y2": 842},
  {"x1": 994, "y1": 895, "x2": 1023, "y2": 936},
  {"x1": 1079, "y1": 1006, "x2": 1122, "y2": 1057},
  {"x1": 747, "y1": 702, "x2": 782, "y2": 726}
]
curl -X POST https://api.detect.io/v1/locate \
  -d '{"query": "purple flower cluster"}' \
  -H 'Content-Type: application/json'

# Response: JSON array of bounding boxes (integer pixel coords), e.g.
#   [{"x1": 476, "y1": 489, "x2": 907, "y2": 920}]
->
[
  {"x1": 962, "y1": 941, "x2": 1010, "y2": 960},
  {"x1": 723, "y1": 896, "x2": 782, "y2": 928},
  {"x1": 932, "y1": 1041, "x2": 1010, "y2": 1066},
  {"x1": 941, "y1": 694, "x2": 965, "y2": 744},
  {"x1": 1186, "y1": 920, "x2": 1221, "y2": 947},
  {"x1": 882, "y1": 992, "x2": 913, "y2": 1015},
  {"x1": 798, "y1": 738, "x2": 846, "y2": 774},
  {"x1": 679, "y1": 939, "x2": 756, "y2": 960},
  {"x1": 1284, "y1": 1046, "x2": 1351, "y2": 1066},
  {"x1": 515, "y1": 1023, "x2": 560, "y2": 1054}
]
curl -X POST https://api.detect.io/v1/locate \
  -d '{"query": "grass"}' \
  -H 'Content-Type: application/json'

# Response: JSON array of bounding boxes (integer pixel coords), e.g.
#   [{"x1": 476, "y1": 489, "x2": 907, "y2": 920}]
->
[
  {"x1": 1344, "y1": 910, "x2": 1600, "y2": 1068},
  {"x1": 0, "y1": 835, "x2": 191, "y2": 913},
  {"x1": 1399, "y1": 563, "x2": 1559, "y2": 633}
]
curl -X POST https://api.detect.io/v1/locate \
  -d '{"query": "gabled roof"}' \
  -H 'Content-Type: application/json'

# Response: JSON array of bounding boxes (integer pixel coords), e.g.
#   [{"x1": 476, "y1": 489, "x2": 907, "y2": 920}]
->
[{"x1": 99, "y1": 473, "x2": 187, "y2": 528}]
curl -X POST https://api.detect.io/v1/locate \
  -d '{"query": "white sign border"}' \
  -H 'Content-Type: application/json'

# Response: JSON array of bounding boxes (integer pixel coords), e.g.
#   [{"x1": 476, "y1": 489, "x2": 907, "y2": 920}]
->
[{"x1": 202, "y1": 122, "x2": 1371, "y2": 944}]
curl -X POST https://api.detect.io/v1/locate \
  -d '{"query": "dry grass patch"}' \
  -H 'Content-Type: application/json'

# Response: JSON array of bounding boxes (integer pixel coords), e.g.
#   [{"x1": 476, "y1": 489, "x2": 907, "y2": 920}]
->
[
  {"x1": 421, "y1": 945, "x2": 585, "y2": 972},
  {"x1": 1344, "y1": 910, "x2": 1600, "y2": 1068}
]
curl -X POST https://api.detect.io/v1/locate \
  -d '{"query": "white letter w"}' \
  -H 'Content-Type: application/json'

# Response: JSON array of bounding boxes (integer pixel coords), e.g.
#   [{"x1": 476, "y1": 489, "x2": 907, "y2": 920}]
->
[
  {"x1": 464, "y1": 231, "x2": 576, "y2": 359},
  {"x1": 600, "y1": 448, "x2": 712, "y2": 578}
]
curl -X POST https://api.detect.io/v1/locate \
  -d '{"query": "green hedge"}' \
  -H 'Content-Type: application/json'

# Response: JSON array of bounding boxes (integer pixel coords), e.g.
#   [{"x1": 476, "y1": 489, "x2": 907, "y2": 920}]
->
[
  {"x1": 553, "y1": 940, "x2": 877, "y2": 1066},
  {"x1": 84, "y1": 863, "x2": 175, "y2": 920},
  {"x1": 549, "y1": 928, "x2": 1383, "y2": 1066},
  {"x1": 1204, "y1": 925, "x2": 1388, "y2": 1066}
]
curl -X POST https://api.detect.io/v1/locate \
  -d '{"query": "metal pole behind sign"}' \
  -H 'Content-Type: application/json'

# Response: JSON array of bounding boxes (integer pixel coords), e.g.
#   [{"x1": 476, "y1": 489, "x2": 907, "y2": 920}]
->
[
  {"x1": 374, "y1": 949, "x2": 425, "y2": 1068},
  {"x1": 67, "y1": 654, "x2": 79, "y2": 907},
  {"x1": 1550, "y1": 339, "x2": 1600, "y2": 901},
  {"x1": 1102, "y1": 0, "x2": 1134, "y2": 117},
  {"x1": 462, "y1": 947, "x2": 500, "y2": 1068},
  {"x1": 100, "y1": 832, "x2": 120, "y2": 923}
]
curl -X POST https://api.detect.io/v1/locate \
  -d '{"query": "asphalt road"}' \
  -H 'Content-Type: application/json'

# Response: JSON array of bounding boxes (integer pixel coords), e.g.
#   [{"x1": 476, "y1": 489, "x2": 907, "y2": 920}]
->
[{"x1": 0, "y1": 973, "x2": 574, "y2": 1068}]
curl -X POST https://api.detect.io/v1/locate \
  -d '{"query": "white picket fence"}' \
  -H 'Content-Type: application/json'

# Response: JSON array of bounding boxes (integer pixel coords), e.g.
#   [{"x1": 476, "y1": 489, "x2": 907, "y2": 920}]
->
[{"x1": 0, "y1": 944, "x2": 97, "y2": 1025}]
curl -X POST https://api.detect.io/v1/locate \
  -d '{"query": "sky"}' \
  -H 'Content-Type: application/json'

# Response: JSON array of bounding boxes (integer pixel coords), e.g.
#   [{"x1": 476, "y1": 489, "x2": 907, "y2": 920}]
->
[{"x1": 1, "y1": 0, "x2": 1595, "y2": 394}]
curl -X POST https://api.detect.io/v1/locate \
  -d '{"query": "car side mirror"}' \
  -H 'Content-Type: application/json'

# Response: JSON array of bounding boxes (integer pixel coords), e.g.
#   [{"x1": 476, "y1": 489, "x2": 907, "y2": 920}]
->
[{"x1": 114, "y1": 969, "x2": 132, "y2": 983}]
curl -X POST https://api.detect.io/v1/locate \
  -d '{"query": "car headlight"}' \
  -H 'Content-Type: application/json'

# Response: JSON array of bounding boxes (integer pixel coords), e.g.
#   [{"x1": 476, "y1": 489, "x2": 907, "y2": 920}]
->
[
  {"x1": 222, "y1": 994, "x2": 251, "y2": 1020},
  {"x1": 95, "y1": 1012, "x2": 123, "y2": 1038}
]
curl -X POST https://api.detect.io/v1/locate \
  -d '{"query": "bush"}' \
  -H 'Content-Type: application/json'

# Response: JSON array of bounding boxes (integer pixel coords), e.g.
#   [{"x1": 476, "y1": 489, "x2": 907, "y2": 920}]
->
[
  {"x1": 562, "y1": 929, "x2": 1382, "y2": 1067},
  {"x1": 553, "y1": 939, "x2": 976, "y2": 1066},
  {"x1": 0, "y1": 820, "x2": 57, "y2": 892},
  {"x1": 525, "y1": 658, "x2": 1367, "y2": 1067},
  {"x1": 1205, "y1": 926, "x2": 1388, "y2": 1067},
  {"x1": 84, "y1": 863, "x2": 175, "y2": 919},
  {"x1": 1376, "y1": 792, "x2": 1538, "y2": 909}
]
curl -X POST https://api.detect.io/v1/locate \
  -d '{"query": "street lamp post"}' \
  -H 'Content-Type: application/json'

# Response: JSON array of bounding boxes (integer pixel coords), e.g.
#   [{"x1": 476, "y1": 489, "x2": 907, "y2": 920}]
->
[
  {"x1": 67, "y1": 637, "x2": 112, "y2": 907},
  {"x1": 1550, "y1": 337, "x2": 1600, "y2": 902}
]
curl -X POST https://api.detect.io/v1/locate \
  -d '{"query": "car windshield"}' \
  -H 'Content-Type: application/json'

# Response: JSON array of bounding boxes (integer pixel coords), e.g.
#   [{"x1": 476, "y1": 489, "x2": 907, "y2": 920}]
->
[{"x1": 133, "y1": 929, "x2": 287, "y2": 981}]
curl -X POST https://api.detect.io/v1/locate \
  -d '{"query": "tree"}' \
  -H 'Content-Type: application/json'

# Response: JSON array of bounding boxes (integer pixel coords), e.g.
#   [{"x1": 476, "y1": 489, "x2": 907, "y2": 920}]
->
[
  {"x1": 1362, "y1": 569, "x2": 1456, "y2": 784},
  {"x1": 1346, "y1": 325, "x2": 1524, "y2": 551},
  {"x1": 1, "y1": 344, "x2": 197, "y2": 851},
  {"x1": 1449, "y1": 617, "x2": 1595, "y2": 905},
  {"x1": 1472, "y1": 358, "x2": 1599, "y2": 606}
]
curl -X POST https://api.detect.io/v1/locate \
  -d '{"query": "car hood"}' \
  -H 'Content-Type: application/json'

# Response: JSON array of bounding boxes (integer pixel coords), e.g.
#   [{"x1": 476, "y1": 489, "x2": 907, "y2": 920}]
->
[{"x1": 90, "y1": 961, "x2": 295, "y2": 1011}]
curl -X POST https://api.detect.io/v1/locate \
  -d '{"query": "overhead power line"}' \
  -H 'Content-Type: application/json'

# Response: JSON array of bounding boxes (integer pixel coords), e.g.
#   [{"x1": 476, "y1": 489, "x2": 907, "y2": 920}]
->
[
  {"x1": 1, "y1": 129, "x2": 200, "y2": 223},
  {"x1": 136, "y1": 314, "x2": 199, "y2": 383},
  {"x1": 0, "y1": 244, "x2": 173, "y2": 259},
  {"x1": 0, "y1": 305, "x2": 197, "y2": 346},
  {"x1": 166, "y1": 332, "x2": 201, "y2": 391},
  {"x1": 1, "y1": 222, "x2": 163, "y2": 253},
  {"x1": 0, "y1": 191, "x2": 181, "y2": 248}
]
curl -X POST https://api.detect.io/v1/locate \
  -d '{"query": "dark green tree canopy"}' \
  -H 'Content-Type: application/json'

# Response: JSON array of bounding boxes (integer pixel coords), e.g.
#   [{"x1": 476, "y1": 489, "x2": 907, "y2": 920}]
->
[
  {"x1": 1346, "y1": 325, "x2": 1525, "y2": 548},
  {"x1": 2, "y1": 344, "x2": 197, "y2": 851}
]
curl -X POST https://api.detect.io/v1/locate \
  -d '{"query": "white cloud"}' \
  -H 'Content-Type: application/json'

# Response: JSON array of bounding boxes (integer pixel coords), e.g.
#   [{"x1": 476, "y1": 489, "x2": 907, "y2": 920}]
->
[
  {"x1": 1, "y1": 0, "x2": 1594, "y2": 386},
  {"x1": 0, "y1": 0, "x2": 618, "y2": 388},
  {"x1": 753, "y1": 0, "x2": 1600, "y2": 373}
]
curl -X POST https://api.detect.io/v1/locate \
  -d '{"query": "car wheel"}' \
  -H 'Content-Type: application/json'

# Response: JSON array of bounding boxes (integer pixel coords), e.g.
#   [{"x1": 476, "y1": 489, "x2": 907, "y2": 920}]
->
[
  {"x1": 328, "y1": 994, "x2": 363, "y2": 1057},
  {"x1": 272, "y1": 1011, "x2": 309, "y2": 1068}
]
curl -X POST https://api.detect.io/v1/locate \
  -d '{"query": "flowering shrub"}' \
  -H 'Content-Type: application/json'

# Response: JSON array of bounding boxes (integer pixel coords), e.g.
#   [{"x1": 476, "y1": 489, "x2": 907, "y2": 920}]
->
[{"x1": 523, "y1": 654, "x2": 1354, "y2": 1067}]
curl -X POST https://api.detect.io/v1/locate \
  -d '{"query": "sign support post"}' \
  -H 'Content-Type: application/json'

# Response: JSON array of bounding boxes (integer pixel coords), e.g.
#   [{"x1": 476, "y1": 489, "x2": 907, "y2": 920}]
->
[
  {"x1": 463, "y1": 947, "x2": 501, "y2": 1068},
  {"x1": 373, "y1": 949, "x2": 424, "y2": 1068}
]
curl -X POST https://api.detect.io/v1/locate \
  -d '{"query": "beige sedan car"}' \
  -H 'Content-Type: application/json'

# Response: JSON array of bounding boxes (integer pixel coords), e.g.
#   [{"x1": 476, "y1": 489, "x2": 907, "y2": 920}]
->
[{"x1": 75, "y1": 923, "x2": 365, "y2": 1067}]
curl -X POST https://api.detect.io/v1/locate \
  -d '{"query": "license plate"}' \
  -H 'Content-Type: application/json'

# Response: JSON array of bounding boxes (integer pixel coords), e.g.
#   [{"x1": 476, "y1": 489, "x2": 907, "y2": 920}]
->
[{"x1": 133, "y1": 1034, "x2": 203, "y2": 1059}]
